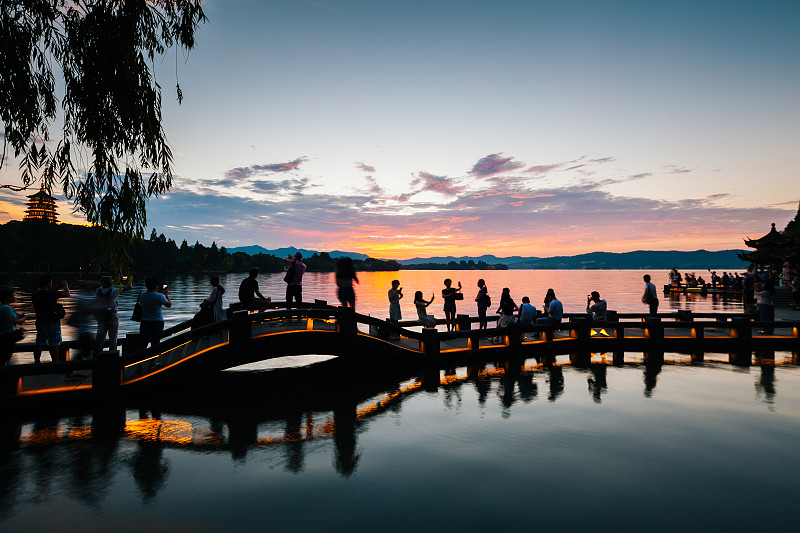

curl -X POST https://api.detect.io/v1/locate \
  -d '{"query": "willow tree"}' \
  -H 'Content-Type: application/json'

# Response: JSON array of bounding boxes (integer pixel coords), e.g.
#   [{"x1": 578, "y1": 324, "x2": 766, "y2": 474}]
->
[{"x1": 0, "y1": 0, "x2": 206, "y2": 276}]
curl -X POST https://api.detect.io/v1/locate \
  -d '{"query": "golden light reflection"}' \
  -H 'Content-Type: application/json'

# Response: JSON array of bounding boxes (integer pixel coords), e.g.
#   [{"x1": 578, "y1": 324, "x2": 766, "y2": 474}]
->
[{"x1": 124, "y1": 418, "x2": 223, "y2": 447}]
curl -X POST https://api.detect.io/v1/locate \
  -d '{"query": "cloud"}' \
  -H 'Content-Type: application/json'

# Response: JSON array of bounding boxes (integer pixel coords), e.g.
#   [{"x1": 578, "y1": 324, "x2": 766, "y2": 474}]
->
[
  {"x1": 525, "y1": 163, "x2": 564, "y2": 175},
  {"x1": 470, "y1": 153, "x2": 525, "y2": 177},
  {"x1": 223, "y1": 157, "x2": 309, "y2": 180},
  {"x1": 663, "y1": 165, "x2": 692, "y2": 174},
  {"x1": 414, "y1": 171, "x2": 463, "y2": 195},
  {"x1": 251, "y1": 176, "x2": 315, "y2": 193},
  {"x1": 356, "y1": 162, "x2": 376, "y2": 173},
  {"x1": 252, "y1": 157, "x2": 309, "y2": 173}
]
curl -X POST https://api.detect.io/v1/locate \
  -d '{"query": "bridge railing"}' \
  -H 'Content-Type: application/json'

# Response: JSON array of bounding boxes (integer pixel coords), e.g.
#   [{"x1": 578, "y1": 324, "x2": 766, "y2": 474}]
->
[{"x1": 2, "y1": 305, "x2": 798, "y2": 400}]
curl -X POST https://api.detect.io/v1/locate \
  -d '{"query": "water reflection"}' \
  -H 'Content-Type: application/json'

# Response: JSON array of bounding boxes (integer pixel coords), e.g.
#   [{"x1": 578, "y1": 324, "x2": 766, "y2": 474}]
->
[{"x1": 0, "y1": 353, "x2": 798, "y2": 519}]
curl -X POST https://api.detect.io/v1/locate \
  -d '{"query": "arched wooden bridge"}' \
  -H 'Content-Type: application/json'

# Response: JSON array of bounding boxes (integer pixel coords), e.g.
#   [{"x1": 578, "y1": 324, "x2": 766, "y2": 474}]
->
[{"x1": 2, "y1": 301, "x2": 799, "y2": 406}]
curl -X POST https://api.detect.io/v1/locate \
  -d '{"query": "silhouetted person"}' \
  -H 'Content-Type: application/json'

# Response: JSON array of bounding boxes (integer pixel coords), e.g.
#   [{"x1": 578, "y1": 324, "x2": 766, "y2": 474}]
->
[
  {"x1": 441, "y1": 278, "x2": 462, "y2": 332},
  {"x1": 586, "y1": 291, "x2": 607, "y2": 322},
  {"x1": 138, "y1": 277, "x2": 171, "y2": 370},
  {"x1": 94, "y1": 276, "x2": 123, "y2": 356},
  {"x1": 0, "y1": 289, "x2": 26, "y2": 366},
  {"x1": 335, "y1": 257, "x2": 359, "y2": 309},
  {"x1": 475, "y1": 279, "x2": 491, "y2": 329},
  {"x1": 32, "y1": 275, "x2": 69, "y2": 364},
  {"x1": 536, "y1": 288, "x2": 563, "y2": 326},
  {"x1": 284, "y1": 253, "x2": 307, "y2": 320},
  {"x1": 641, "y1": 274, "x2": 659, "y2": 316},
  {"x1": 238, "y1": 267, "x2": 271, "y2": 312}
]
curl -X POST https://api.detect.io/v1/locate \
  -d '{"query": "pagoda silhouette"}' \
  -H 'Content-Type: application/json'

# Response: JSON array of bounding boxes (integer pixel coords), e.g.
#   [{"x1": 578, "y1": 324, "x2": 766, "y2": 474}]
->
[{"x1": 23, "y1": 181, "x2": 59, "y2": 223}]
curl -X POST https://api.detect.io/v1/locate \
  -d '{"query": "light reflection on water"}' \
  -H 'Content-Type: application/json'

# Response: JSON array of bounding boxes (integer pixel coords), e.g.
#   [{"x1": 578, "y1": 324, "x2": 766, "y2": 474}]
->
[
  {"x1": 1, "y1": 356, "x2": 799, "y2": 531},
  {"x1": 0, "y1": 269, "x2": 746, "y2": 343}
]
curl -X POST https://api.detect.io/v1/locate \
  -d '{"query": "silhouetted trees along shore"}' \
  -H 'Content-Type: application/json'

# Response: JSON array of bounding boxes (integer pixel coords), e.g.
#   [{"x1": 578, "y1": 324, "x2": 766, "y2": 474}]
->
[{"x1": 0, "y1": 221, "x2": 400, "y2": 274}]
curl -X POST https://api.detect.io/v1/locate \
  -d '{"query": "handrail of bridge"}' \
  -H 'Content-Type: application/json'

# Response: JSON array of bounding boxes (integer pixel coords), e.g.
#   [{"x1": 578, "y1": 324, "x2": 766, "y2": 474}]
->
[{"x1": 2, "y1": 307, "x2": 797, "y2": 386}]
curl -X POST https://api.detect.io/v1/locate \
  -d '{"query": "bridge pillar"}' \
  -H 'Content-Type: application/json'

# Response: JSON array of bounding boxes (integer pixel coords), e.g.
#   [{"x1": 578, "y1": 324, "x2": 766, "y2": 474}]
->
[
  {"x1": 455, "y1": 314, "x2": 471, "y2": 331},
  {"x1": 58, "y1": 344, "x2": 70, "y2": 362},
  {"x1": 230, "y1": 310, "x2": 252, "y2": 348},
  {"x1": 123, "y1": 333, "x2": 140, "y2": 356},
  {"x1": 0, "y1": 373, "x2": 21, "y2": 398},
  {"x1": 729, "y1": 351, "x2": 752, "y2": 367},
  {"x1": 338, "y1": 307, "x2": 357, "y2": 337},
  {"x1": 677, "y1": 310, "x2": 693, "y2": 323},
  {"x1": 570, "y1": 317, "x2": 591, "y2": 343},
  {"x1": 421, "y1": 328, "x2": 440, "y2": 358},
  {"x1": 93, "y1": 350, "x2": 122, "y2": 395},
  {"x1": 505, "y1": 322, "x2": 522, "y2": 353},
  {"x1": 644, "y1": 317, "x2": 664, "y2": 343},
  {"x1": 731, "y1": 317, "x2": 752, "y2": 343}
]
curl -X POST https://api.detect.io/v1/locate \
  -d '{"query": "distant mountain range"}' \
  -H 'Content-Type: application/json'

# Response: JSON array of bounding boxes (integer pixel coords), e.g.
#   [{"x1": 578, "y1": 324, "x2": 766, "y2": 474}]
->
[
  {"x1": 226, "y1": 245, "x2": 369, "y2": 260},
  {"x1": 225, "y1": 246, "x2": 746, "y2": 269},
  {"x1": 501, "y1": 250, "x2": 745, "y2": 269}
]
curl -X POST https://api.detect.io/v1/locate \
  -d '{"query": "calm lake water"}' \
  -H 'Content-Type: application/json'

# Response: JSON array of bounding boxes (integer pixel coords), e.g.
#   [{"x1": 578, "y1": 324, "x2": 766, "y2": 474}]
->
[{"x1": 3, "y1": 270, "x2": 797, "y2": 532}]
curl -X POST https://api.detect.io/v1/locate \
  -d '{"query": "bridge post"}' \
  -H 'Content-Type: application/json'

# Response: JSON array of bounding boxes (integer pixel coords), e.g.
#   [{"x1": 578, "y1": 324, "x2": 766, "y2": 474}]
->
[
  {"x1": 421, "y1": 328, "x2": 440, "y2": 358},
  {"x1": 0, "y1": 372, "x2": 21, "y2": 398},
  {"x1": 92, "y1": 350, "x2": 122, "y2": 395},
  {"x1": 570, "y1": 317, "x2": 591, "y2": 343},
  {"x1": 731, "y1": 317, "x2": 752, "y2": 343},
  {"x1": 123, "y1": 333, "x2": 140, "y2": 356},
  {"x1": 677, "y1": 310, "x2": 693, "y2": 323},
  {"x1": 338, "y1": 307, "x2": 357, "y2": 337},
  {"x1": 230, "y1": 310, "x2": 252, "y2": 348},
  {"x1": 58, "y1": 344, "x2": 70, "y2": 362},
  {"x1": 644, "y1": 317, "x2": 664, "y2": 343},
  {"x1": 505, "y1": 322, "x2": 522, "y2": 352},
  {"x1": 455, "y1": 314, "x2": 471, "y2": 331}
]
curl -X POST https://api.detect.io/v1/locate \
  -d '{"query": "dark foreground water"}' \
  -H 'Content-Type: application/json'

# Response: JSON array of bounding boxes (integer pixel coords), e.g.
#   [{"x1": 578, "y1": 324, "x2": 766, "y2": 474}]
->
[{"x1": 2, "y1": 354, "x2": 799, "y2": 532}]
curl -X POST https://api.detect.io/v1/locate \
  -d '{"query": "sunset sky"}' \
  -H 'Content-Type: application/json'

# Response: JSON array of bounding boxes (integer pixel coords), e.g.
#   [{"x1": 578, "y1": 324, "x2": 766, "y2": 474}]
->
[{"x1": 1, "y1": 0, "x2": 798, "y2": 259}]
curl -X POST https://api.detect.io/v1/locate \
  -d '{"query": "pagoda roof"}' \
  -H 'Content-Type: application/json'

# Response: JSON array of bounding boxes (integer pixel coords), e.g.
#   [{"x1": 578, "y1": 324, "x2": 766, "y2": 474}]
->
[
  {"x1": 743, "y1": 223, "x2": 793, "y2": 249},
  {"x1": 737, "y1": 250, "x2": 784, "y2": 265}
]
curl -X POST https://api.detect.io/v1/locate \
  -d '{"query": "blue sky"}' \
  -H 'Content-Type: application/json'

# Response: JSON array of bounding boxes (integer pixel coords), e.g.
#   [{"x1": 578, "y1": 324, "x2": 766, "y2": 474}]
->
[{"x1": 1, "y1": 0, "x2": 798, "y2": 258}]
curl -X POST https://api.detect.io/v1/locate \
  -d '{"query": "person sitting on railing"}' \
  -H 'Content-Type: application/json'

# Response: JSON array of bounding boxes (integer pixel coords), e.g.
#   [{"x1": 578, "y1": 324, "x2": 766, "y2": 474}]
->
[
  {"x1": 536, "y1": 288, "x2": 563, "y2": 326},
  {"x1": 238, "y1": 268, "x2": 271, "y2": 312},
  {"x1": 0, "y1": 289, "x2": 26, "y2": 366},
  {"x1": 518, "y1": 296, "x2": 536, "y2": 327},
  {"x1": 586, "y1": 291, "x2": 607, "y2": 322},
  {"x1": 203, "y1": 276, "x2": 226, "y2": 322},
  {"x1": 414, "y1": 291, "x2": 437, "y2": 328},
  {"x1": 496, "y1": 288, "x2": 518, "y2": 328}
]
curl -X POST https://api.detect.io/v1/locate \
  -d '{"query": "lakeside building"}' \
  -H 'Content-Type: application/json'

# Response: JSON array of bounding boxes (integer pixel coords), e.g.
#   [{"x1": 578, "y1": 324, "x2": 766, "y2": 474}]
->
[
  {"x1": 739, "y1": 222, "x2": 800, "y2": 271},
  {"x1": 23, "y1": 182, "x2": 59, "y2": 223}
]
